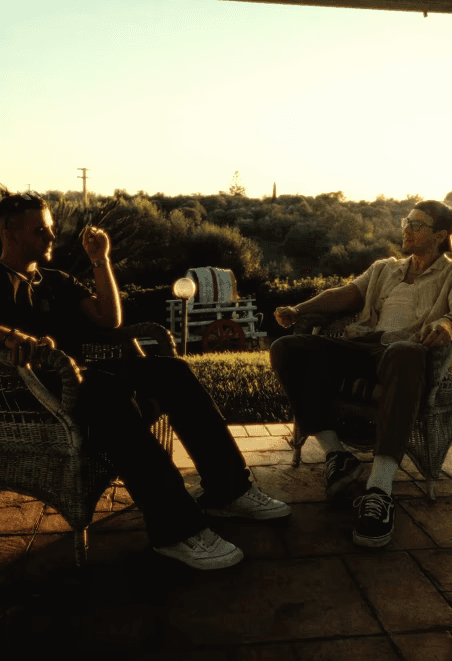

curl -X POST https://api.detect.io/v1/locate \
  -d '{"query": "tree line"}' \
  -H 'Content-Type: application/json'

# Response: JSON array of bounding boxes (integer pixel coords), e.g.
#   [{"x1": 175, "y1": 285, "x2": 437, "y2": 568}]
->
[
  {"x1": 3, "y1": 185, "x2": 452, "y2": 334},
  {"x1": 41, "y1": 187, "x2": 452, "y2": 287}
]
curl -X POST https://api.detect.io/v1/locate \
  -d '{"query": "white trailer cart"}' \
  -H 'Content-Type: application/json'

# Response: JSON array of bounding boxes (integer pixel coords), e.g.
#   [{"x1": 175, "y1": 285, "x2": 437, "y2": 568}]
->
[{"x1": 165, "y1": 266, "x2": 267, "y2": 352}]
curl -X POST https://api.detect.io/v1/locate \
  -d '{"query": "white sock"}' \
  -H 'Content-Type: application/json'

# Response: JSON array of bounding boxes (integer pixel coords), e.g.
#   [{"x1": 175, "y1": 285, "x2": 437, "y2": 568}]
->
[
  {"x1": 314, "y1": 430, "x2": 345, "y2": 458},
  {"x1": 366, "y1": 455, "x2": 399, "y2": 496}
]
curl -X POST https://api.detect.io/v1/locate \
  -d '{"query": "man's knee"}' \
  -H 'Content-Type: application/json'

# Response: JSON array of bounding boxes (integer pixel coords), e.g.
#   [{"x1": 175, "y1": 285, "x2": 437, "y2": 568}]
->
[
  {"x1": 143, "y1": 355, "x2": 196, "y2": 383},
  {"x1": 165, "y1": 355, "x2": 193, "y2": 371},
  {"x1": 270, "y1": 335, "x2": 291, "y2": 366},
  {"x1": 384, "y1": 341, "x2": 428, "y2": 374},
  {"x1": 270, "y1": 335, "x2": 286, "y2": 357},
  {"x1": 270, "y1": 334, "x2": 312, "y2": 371},
  {"x1": 270, "y1": 333, "x2": 312, "y2": 353},
  {"x1": 387, "y1": 340, "x2": 427, "y2": 361},
  {"x1": 137, "y1": 354, "x2": 187, "y2": 371}
]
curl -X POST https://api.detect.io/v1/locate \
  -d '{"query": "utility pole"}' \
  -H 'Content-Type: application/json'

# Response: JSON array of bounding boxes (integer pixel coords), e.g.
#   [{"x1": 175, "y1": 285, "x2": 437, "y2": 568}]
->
[
  {"x1": 25, "y1": 184, "x2": 31, "y2": 192},
  {"x1": 77, "y1": 168, "x2": 90, "y2": 205}
]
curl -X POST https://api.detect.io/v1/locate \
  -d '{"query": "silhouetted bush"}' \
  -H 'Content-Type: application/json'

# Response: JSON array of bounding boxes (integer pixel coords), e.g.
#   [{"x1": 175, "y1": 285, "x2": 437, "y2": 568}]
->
[{"x1": 33, "y1": 188, "x2": 448, "y2": 336}]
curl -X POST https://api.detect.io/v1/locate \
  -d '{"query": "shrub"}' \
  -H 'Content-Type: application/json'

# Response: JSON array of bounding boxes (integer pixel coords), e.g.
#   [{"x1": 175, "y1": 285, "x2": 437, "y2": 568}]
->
[
  {"x1": 122, "y1": 285, "x2": 173, "y2": 326},
  {"x1": 244, "y1": 274, "x2": 355, "y2": 341},
  {"x1": 34, "y1": 190, "x2": 423, "y2": 310}
]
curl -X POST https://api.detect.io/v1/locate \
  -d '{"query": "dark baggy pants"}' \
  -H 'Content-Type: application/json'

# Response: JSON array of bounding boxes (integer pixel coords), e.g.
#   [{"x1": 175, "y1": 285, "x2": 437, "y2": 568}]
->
[
  {"x1": 270, "y1": 331, "x2": 429, "y2": 466},
  {"x1": 41, "y1": 356, "x2": 253, "y2": 548}
]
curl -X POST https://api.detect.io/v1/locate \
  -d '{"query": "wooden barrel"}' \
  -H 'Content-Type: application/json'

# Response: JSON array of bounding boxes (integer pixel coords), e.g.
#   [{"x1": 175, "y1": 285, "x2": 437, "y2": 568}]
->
[{"x1": 184, "y1": 267, "x2": 238, "y2": 311}]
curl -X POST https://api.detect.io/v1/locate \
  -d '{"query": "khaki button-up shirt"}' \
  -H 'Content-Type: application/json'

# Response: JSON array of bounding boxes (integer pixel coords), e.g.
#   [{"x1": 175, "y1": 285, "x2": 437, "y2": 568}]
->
[{"x1": 344, "y1": 252, "x2": 452, "y2": 344}]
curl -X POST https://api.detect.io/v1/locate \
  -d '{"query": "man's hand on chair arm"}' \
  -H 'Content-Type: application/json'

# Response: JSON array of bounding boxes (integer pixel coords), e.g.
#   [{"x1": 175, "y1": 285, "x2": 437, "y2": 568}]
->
[
  {"x1": 0, "y1": 326, "x2": 56, "y2": 367},
  {"x1": 413, "y1": 319, "x2": 452, "y2": 347}
]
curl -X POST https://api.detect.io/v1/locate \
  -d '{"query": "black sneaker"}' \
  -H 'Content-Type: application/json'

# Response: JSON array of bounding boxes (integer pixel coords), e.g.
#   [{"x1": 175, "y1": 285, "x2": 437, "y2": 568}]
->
[
  {"x1": 352, "y1": 487, "x2": 395, "y2": 548},
  {"x1": 323, "y1": 450, "x2": 363, "y2": 498}
]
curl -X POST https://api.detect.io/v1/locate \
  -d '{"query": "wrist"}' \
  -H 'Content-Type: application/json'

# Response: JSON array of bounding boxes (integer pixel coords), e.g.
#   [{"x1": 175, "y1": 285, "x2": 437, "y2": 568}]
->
[{"x1": 91, "y1": 258, "x2": 110, "y2": 268}]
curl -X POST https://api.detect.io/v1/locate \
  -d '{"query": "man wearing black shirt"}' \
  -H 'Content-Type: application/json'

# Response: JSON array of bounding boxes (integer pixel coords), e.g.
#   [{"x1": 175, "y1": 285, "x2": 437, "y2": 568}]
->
[{"x1": 0, "y1": 191, "x2": 291, "y2": 570}]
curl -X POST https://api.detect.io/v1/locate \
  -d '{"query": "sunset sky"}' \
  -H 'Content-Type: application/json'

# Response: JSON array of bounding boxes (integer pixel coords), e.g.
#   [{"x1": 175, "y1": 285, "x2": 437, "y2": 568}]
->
[{"x1": 2, "y1": 0, "x2": 452, "y2": 202}]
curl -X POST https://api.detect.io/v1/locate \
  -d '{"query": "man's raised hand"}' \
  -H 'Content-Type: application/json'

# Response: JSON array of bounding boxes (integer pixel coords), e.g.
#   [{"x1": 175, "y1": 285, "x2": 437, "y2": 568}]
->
[{"x1": 82, "y1": 226, "x2": 110, "y2": 263}]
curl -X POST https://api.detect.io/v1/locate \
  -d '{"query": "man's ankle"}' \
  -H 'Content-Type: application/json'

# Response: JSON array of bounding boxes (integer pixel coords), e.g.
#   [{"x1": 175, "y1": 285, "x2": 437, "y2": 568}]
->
[
  {"x1": 326, "y1": 449, "x2": 349, "y2": 459},
  {"x1": 315, "y1": 430, "x2": 345, "y2": 456}
]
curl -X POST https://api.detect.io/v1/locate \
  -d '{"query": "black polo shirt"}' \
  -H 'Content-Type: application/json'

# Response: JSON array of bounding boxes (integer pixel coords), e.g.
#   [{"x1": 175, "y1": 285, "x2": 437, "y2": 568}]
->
[{"x1": 0, "y1": 262, "x2": 98, "y2": 359}]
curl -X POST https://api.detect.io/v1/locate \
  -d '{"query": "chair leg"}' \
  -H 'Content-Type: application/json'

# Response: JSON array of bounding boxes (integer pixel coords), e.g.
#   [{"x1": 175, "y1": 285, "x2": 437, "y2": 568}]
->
[
  {"x1": 74, "y1": 527, "x2": 89, "y2": 568},
  {"x1": 290, "y1": 419, "x2": 309, "y2": 467},
  {"x1": 426, "y1": 479, "x2": 437, "y2": 502},
  {"x1": 292, "y1": 445, "x2": 302, "y2": 467}
]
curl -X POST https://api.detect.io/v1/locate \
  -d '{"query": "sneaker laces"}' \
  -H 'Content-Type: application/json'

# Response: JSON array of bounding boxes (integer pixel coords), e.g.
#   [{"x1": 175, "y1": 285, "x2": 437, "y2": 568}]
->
[
  {"x1": 242, "y1": 485, "x2": 272, "y2": 505},
  {"x1": 324, "y1": 452, "x2": 341, "y2": 481},
  {"x1": 189, "y1": 528, "x2": 217, "y2": 549},
  {"x1": 353, "y1": 492, "x2": 392, "y2": 520}
]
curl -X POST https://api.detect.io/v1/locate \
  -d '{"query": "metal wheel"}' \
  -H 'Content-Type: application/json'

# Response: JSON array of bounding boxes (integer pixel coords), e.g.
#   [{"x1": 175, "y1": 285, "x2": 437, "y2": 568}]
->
[{"x1": 202, "y1": 320, "x2": 246, "y2": 353}]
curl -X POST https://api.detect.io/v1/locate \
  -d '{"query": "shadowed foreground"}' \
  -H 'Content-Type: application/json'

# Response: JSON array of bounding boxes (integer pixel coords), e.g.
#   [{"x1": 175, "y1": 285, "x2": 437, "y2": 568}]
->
[{"x1": 1, "y1": 424, "x2": 452, "y2": 660}]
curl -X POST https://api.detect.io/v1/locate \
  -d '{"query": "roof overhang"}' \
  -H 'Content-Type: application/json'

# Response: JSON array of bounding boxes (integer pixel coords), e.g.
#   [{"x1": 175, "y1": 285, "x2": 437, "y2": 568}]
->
[{"x1": 222, "y1": 1, "x2": 452, "y2": 14}]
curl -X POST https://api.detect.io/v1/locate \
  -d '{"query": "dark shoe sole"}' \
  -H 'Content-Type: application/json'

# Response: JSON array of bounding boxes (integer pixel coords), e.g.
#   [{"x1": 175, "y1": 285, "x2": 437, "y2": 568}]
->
[
  {"x1": 352, "y1": 525, "x2": 394, "y2": 548},
  {"x1": 203, "y1": 505, "x2": 292, "y2": 520}
]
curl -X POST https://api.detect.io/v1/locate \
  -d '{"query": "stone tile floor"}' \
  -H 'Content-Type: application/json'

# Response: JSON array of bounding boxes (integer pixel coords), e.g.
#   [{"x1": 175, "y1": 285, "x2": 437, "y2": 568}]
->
[{"x1": 1, "y1": 424, "x2": 452, "y2": 660}]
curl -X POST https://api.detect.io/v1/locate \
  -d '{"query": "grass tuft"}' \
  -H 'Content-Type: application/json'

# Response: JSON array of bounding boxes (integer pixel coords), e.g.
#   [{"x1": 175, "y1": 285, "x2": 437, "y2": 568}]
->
[{"x1": 185, "y1": 350, "x2": 292, "y2": 424}]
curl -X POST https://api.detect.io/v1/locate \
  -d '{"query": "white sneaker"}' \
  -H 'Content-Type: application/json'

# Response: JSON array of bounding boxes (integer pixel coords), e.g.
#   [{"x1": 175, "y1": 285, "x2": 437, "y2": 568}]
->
[
  {"x1": 153, "y1": 527, "x2": 244, "y2": 570},
  {"x1": 201, "y1": 484, "x2": 292, "y2": 520}
]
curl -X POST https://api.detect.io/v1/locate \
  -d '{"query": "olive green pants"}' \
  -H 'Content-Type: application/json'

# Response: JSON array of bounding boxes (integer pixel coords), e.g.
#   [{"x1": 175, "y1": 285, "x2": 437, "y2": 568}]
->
[{"x1": 270, "y1": 331, "x2": 428, "y2": 466}]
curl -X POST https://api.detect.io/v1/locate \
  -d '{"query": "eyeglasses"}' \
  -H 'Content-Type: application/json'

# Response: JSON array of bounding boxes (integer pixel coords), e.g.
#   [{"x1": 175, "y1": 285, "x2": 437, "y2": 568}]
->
[{"x1": 401, "y1": 218, "x2": 435, "y2": 233}]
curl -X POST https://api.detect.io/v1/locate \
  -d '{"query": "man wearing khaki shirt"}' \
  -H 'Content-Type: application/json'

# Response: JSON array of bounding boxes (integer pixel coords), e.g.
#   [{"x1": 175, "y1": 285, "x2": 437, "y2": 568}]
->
[{"x1": 271, "y1": 200, "x2": 452, "y2": 549}]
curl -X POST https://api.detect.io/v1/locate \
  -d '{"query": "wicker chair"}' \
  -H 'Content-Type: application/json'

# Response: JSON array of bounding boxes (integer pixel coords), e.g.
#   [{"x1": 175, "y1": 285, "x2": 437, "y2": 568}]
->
[
  {"x1": 289, "y1": 313, "x2": 452, "y2": 502},
  {"x1": 0, "y1": 322, "x2": 177, "y2": 568}
]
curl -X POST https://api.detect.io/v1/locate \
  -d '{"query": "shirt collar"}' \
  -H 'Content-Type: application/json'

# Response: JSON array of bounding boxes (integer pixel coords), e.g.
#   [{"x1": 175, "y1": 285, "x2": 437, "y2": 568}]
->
[
  {"x1": 397, "y1": 252, "x2": 452, "y2": 276},
  {"x1": 0, "y1": 260, "x2": 43, "y2": 287}
]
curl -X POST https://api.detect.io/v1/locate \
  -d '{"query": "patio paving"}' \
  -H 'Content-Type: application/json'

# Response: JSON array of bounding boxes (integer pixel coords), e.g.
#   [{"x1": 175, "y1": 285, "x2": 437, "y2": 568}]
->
[{"x1": 1, "y1": 423, "x2": 452, "y2": 660}]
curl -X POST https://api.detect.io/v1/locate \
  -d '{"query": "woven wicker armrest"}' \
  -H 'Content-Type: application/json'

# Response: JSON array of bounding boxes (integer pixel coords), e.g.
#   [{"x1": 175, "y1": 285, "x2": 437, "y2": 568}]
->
[
  {"x1": 80, "y1": 322, "x2": 178, "y2": 366},
  {"x1": 425, "y1": 344, "x2": 452, "y2": 407},
  {"x1": 315, "y1": 312, "x2": 361, "y2": 336},
  {"x1": 292, "y1": 311, "x2": 360, "y2": 336},
  {"x1": 292, "y1": 313, "x2": 333, "y2": 335},
  {"x1": 121, "y1": 322, "x2": 178, "y2": 357},
  {"x1": 0, "y1": 345, "x2": 83, "y2": 415},
  {"x1": 0, "y1": 345, "x2": 84, "y2": 455}
]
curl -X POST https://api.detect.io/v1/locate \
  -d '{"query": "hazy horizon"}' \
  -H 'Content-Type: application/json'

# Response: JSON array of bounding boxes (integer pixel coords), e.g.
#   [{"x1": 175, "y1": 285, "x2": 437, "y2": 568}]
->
[
  {"x1": 33, "y1": 188, "x2": 439, "y2": 204},
  {"x1": 3, "y1": 1, "x2": 452, "y2": 203}
]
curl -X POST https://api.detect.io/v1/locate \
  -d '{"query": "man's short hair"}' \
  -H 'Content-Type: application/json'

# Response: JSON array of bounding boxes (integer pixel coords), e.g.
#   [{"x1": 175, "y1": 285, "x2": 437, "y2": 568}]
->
[
  {"x1": 0, "y1": 189, "x2": 48, "y2": 230},
  {"x1": 414, "y1": 200, "x2": 452, "y2": 254}
]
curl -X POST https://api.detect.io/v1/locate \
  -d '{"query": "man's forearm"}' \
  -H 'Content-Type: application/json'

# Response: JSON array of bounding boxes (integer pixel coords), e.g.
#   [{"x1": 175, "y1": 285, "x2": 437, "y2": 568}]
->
[
  {"x1": 92, "y1": 260, "x2": 122, "y2": 327},
  {"x1": 294, "y1": 289, "x2": 346, "y2": 316}
]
